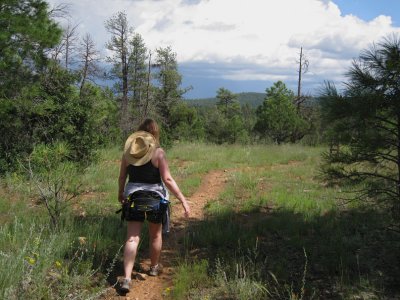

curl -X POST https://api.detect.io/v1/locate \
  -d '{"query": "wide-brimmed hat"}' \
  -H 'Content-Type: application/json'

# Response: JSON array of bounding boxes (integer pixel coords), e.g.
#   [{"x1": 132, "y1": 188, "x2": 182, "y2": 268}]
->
[{"x1": 124, "y1": 131, "x2": 157, "y2": 166}]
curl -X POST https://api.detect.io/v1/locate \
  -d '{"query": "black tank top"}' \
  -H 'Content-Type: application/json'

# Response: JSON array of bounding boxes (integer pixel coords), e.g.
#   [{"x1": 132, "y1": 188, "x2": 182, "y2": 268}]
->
[{"x1": 127, "y1": 161, "x2": 161, "y2": 184}]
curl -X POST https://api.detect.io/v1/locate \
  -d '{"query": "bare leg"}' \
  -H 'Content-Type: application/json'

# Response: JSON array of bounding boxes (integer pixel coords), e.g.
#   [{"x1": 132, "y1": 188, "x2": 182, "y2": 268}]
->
[
  {"x1": 148, "y1": 222, "x2": 162, "y2": 267},
  {"x1": 124, "y1": 221, "x2": 143, "y2": 279}
]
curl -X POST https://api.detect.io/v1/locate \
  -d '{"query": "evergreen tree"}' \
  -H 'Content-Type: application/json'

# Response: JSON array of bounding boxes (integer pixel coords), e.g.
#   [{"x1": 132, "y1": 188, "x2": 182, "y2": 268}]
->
[
  {"x1": 255, "y1": 81, "x2": 305, "y2": 144},
  {"x1": 105, "y1": 11, "x2": 132, "y2": 134},
  {"x1": 216, "y1": 87, "x2": 240, "y2": 117},
  {"x1": 128, "y1": 33, "x2": 148, "y2": 118},
  {"x1": 0, "y1": 0, "x2": 62, "y2": 98},
  {"x1": 320, "y1": 35, "x2": 400, "y2": 224},
  {"x1": 153, "y1": 46, "x2": 184, "y2": 125},
  {"x1": 169, "y1": 101, "x2": 205, "y2": 141}
]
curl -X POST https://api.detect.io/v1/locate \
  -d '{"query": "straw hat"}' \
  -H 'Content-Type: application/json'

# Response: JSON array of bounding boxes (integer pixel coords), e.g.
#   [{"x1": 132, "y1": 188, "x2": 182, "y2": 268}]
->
[{"x1": 124, "y1": 131, "x2": 157, "y2": 166}]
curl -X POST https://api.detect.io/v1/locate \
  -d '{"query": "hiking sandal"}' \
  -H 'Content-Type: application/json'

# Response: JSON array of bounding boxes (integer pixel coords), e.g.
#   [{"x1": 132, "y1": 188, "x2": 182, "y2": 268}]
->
[
  {"x1": 148, "y1": 264, "x2": 160, "y2": 276},
  {"x1": 120, "y1": 278, "x2": 131, "y2": 292}
]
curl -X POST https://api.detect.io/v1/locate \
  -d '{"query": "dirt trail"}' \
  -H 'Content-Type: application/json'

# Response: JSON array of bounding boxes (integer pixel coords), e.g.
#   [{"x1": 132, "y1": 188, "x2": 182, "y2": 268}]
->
[{"x1": 102, "y1": 170, "x2": 228, "y2": 300}]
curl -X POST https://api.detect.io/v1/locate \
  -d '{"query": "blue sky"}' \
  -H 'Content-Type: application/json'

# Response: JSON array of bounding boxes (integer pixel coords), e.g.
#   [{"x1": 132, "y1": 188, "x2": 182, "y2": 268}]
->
[
  {"x1": 335, "y1": 0, "x2": 400, "y2": 25},
  {"x1": 181, "y1": 0, "x2": 400, "y2": 98},
  {"x1": 47, "y1": 0, "x2": 400, "y2": 99}
]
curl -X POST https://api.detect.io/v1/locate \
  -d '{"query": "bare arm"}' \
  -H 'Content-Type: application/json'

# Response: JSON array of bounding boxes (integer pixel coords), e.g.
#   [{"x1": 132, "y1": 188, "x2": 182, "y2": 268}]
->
[
  {"x1": 156, "y1": 148, "x2": 190, "y2": 217},
  {"x1": 118, "y1": 154, "x2": 128, "y2": 203}
]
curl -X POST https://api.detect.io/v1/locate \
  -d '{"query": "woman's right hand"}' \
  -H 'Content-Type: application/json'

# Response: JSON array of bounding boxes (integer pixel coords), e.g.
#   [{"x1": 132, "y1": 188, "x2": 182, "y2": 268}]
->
[{"x1": 118, "y1": 193, "x2": 125, "y2": 204}]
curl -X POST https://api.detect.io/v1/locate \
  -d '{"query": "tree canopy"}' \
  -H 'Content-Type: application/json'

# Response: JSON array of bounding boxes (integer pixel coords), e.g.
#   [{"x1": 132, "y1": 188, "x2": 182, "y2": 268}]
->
[
  {"x1": 0, "y1": 0, "x2": 62, "y2": 98},
  {"x1": 320, "y1": 34, "x2": 400, "y2": 224},
  {"x1": 255, "y1": 81, "x2": 306, "y2": 144}
]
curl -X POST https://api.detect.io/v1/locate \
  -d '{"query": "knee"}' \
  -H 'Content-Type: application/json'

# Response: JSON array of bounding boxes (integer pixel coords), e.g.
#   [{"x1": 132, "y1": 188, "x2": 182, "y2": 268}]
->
[
  {"x1": 126, "y1": 236, "x2": 139, "y2": 244},
  {"x1": 150, "y1": 232, "x2": 162, "y2": 243}
]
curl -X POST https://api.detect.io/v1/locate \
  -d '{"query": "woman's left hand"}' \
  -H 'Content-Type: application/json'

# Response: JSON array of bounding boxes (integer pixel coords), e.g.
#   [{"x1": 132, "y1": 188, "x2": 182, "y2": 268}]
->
[{"x1": 182, "y1": 201, "x2": 190, "y2": 218}]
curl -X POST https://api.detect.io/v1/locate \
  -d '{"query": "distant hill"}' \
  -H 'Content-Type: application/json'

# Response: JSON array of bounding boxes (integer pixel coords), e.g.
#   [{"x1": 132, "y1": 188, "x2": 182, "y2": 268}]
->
[{"x1": 185, "y1": 92, "x2": 265, "y2": 108}]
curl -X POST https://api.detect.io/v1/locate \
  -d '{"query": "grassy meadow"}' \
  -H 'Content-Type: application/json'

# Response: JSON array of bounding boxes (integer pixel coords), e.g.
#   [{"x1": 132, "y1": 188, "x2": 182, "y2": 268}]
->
[{"x1": 0, "y1": 143, "x2": 399, "y2": 299}]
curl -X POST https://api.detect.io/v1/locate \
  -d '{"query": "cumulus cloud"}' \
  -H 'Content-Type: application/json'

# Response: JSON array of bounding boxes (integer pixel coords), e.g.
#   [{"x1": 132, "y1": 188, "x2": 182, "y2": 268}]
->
[{"x1": 47, "y1": 0, "x2": 400, "y2": 94}]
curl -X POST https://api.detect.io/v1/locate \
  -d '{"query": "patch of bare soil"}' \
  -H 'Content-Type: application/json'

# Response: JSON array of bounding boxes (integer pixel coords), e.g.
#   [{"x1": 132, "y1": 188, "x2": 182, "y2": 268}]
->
[{"x1": 101, "y1": 170, "x2": 228, "y2": 300}]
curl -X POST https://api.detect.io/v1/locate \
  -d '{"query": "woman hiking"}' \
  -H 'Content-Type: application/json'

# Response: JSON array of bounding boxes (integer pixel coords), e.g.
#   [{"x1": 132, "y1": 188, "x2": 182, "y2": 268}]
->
[{"x1": 117, "y1": 118, "x2": 191, "y2": 292}]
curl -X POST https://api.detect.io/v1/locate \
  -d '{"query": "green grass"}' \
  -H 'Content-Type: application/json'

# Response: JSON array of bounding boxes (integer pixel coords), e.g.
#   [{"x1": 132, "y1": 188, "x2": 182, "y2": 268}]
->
[
  {"x1": 171, "y1": 143, "x2": 399, "y2": 299},
  {"x1": 0, "y1": 143, "x2": 399, "y2": 299}
]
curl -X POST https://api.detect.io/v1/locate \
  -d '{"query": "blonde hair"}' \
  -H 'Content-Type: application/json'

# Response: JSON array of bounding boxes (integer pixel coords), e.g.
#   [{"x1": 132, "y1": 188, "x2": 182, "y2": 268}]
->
[{"x1": 138, "y1": 119, "x2": 160, "y2": 143}]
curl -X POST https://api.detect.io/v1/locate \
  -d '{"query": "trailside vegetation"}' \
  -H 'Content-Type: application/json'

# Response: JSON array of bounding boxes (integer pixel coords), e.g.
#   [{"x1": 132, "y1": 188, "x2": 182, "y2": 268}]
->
[
  {"x1": 320, "y1": 35, "x2": 400, "y2": 229},
  {"x1": 0, "y1": 1, "x2": 399, "y2": 298}
]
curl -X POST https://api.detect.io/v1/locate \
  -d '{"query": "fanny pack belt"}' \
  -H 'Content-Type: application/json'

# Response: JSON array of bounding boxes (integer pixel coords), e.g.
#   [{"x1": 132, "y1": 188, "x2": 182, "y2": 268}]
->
[
  {"x1": 116, "y1": 191, "x2": 169, "y2": 223},
  {"x1": 128, "y1": 190, "x2": 162, "y2": 212}
]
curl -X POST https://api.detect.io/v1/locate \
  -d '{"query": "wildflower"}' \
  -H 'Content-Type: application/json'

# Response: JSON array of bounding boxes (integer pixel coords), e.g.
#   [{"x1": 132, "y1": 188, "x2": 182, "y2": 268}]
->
[
  {"x1": 55, "y1": 261, "x2": 62, "y2": 269},
  {"x1": 78, "y1": 236, "x2": 87, "y2": 245},
  {"x1": 25, "y1": 256, "x2": 36, "y2": 265},
  {"x1": 163, "y1": 287, "x2": 171, "y2": 296}
]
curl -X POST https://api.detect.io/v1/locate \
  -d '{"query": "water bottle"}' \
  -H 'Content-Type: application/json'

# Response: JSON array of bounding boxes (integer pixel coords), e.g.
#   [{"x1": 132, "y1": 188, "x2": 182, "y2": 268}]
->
[{"x1": 159, "y1": 198, "x2": 169, "y2": 213}]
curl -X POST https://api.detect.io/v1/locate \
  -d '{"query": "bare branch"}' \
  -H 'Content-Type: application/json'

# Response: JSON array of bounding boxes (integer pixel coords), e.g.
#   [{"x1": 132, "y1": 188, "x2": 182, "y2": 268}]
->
[{"x1": 49, "y1": 3, "x2": 71, "y2": 20}]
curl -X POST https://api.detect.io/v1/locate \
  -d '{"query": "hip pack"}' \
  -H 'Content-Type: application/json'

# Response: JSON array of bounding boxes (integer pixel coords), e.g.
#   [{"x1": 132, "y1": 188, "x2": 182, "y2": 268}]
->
[
  {"x1": 117, "y1": 190, "x2": 170, "y2": 222},
  {"x1": 128, "y1": 190, "x2": 164, "y2": 212}
]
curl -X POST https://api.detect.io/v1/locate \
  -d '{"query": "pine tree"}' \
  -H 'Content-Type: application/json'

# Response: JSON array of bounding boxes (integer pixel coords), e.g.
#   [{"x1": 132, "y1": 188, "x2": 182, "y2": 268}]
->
[
  {"x1": 105, "y1": 11, "x2": 132, "y2": 135},
  {"x1": 320, "y1": 34, "x2": 400, "y2": 226},
  {"x1": 153, "y1": 46, "x2": 185, "y2": 125},
  {"x1": 128, "y1": 33, "x2": 148, "y2": 118},
  {"x1": 255, "y1": 81, "x2": 305, "y2": 144},
  {"x1": 0, "y1": 0, "x2": 62, "y2": 98}
]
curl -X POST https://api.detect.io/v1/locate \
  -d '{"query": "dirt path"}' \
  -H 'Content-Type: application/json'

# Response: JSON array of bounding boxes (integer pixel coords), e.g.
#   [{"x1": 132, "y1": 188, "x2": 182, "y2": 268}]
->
[{"x1": 102, "y1": 170, "x2": 228, "y2": 300}]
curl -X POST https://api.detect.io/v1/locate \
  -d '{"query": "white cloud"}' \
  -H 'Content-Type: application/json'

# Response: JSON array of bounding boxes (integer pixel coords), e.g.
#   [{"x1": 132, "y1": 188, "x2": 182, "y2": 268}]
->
[{"x1": 47, "y1": 0, "x2": 400, "y2": 93}]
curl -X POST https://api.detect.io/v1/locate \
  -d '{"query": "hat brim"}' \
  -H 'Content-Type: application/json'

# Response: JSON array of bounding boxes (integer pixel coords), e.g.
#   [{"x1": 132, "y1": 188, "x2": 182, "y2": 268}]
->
[{"x1": 124, "y1": 131, "x2": 157, "y2": 166}]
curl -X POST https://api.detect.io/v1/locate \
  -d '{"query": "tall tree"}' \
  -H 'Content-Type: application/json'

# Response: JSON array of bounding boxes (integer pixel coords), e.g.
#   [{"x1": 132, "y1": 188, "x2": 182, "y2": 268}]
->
[
  {"x1": 128, "y1": 33, "x2": 148, "y2": 117},
  {"x1": 216, "y1": 87, "x2": 240, "y2": 117},
  {"x1": 153, "y1": 46, "x2": 185, "y2": 125},
  {"x1": 141, "y1": 51, "x2": 154, "y2": 121},
  {"x1": 0, "y1": 0, "x2": 62, "y2": 98},
  {"x1": 241, "y1": 103, "x2": 256, "y2": 135},
  {"x1": 62, "y1": 22, "x2": 79, "y2": 70},
  {"x1": 78, "y1": 33, "x2": 100, "y2": 95},
  {"x1": 295, "y1": 47, "x2": 309, "y2": 111},
  {"x1": 320, "y1": 35, "x2": 400, "y2": 226},
  {"x1": 105, "y1": 11, "x2": 132, "y2": 134},
  {"x1": 255, "y1": 81, "x2": 306, "y2": 144}
]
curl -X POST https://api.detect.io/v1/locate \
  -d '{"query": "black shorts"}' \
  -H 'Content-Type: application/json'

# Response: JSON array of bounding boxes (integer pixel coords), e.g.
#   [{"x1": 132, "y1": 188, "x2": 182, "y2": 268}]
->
[{"x1": 126, "y1": 209, "x2": 163, "y2": 223}]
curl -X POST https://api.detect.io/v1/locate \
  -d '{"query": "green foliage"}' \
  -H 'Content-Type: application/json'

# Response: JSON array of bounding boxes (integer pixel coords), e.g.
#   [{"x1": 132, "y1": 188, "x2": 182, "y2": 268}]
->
[
  {"x1": 79, "y1": 83, "x2": 120, "y2": 148},
  {"x1": 153, "y1": 46, "x2": 185, "y2": 124},
  {"x1": 1, "y1": 143, "x2": 399, "y2": 299},
  {"x1": 320, "y1": 34, "x2": 400, "y2": 224},
  {"x1": 196, "y1": 87, "x2": 250, "y2": 144},
  {"x1": 171, "y1": 260, "x2": 211, "y2": 299},
  {"x1": 170, "y1": 143, "x2": 397, "y2": 299},
  {"x1": 0, "y1": 216, "x2": 120, "y2": 299},
  {"x1": 129, "y1": 32, "x2": 149, "y2": 119},
  {"x1": 0, "y1": 0, "x2": 62, "y2": 98},
  {"x1": 129, "y1": 33, "x2": 148, "y2": 100},
  {"x1": 27, "y1": 142, "x2": 80, "y2": 228},
  {"x1": 169, "y1": 101, "x2": 205, "y2": 142},
  {"x1": 216, "y1": 87, "x2": 240, "y2": 117},
  {"x1": 0, "y1": 64, "x2": 119, "y2": 173},
  {"x1": 255, "y1": 81, "x2": 307, "y2": 144},
  {"x1": 186, "y1": 92, "x2": 265, "y2": 108}
]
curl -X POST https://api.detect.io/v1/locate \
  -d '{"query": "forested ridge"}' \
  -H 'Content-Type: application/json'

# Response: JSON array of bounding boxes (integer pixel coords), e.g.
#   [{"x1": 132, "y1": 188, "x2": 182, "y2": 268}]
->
[
  {"x1": 186, "y1": 92, "x2": 265, "y2": 107},
  {"x1": 1, "y1": 1, "x2": 400, "y2": 299}
]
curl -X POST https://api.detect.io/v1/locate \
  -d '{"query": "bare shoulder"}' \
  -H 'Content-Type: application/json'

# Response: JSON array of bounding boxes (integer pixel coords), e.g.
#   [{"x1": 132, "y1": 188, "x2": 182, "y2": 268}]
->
[
  {"x1": 155, "y1": 147, "x2": 166, "y2": 158},
  {"x1": 153, "y1": 148, "x2": 167, "y2": 166}
]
